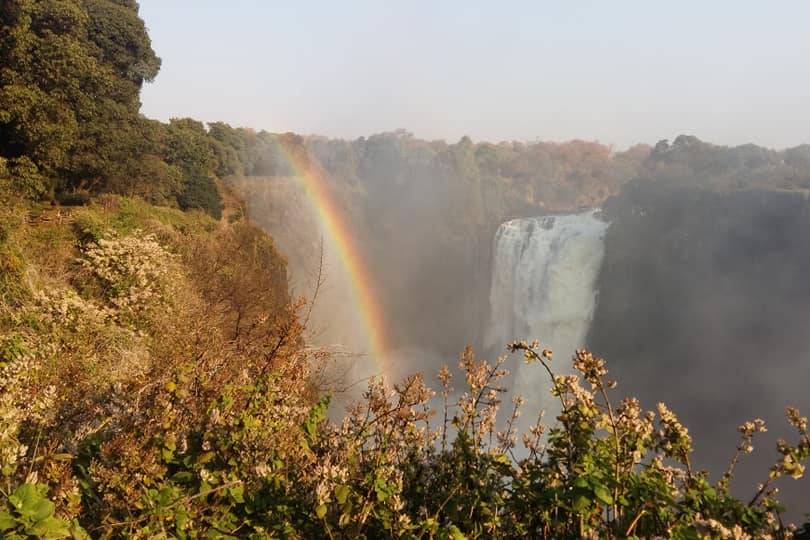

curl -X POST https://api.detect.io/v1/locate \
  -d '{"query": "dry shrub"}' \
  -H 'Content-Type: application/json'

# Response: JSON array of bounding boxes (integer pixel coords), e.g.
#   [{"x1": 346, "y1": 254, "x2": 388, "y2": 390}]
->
[{"x1": 2, "y1": 219, "x2": 808, "y2": 539}]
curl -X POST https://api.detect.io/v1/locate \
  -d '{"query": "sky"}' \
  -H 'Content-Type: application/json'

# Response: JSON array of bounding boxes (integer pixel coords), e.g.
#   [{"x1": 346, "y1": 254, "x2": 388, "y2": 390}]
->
[{"x1": 138, "y1": 1, "x2": 810, "y2": 149}]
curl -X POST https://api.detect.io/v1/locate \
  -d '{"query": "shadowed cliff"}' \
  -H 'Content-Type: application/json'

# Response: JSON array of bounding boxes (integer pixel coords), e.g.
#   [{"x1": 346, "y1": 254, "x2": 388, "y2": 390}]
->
[{"x1": 590, "y1": 183, "x2": 810, "y2": 514}]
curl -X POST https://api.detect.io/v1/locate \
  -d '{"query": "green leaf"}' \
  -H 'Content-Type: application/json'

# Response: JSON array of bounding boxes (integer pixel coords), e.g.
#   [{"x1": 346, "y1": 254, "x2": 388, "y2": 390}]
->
[
  {"x1": 335, "y1": 484, "x2": 350, "y2": 505},
  {"x1": 573, "y1": 495, "x2": 591, "y2": 512},
  {"x1": 593, "y1": 485, "x2": 613, "y2": 505},
  {"x1": 171, "y1": 471, "x2": 195, "y2": 484},
  {"x1": 302, "y1": 396, "x2": 330, "y2": 441},
  {"x1": 10, "y1": 483, "x2": 38, "y2": 512},
  {"x1": 176, "y1": 510, "x2": 189, "y2": 531},
  {"x1": 30, "y1": 516, "x2": 71, "y2": 539},
  {"x1": 0, "y1": 511, "x2": 16, "y2": 531},
  {"x1": 228, "y1": 485, "x2": 244, "y2": 504},
  {"x1": 32, "y1": 498, "x2": 56, "y2": 521},
  {"x1": 447, "y1": 524, "x2": 467, "y2": 540},
  {"x1": 374, "y1": 476, "x2": 393, "y2": 502},
  {"x1": 157, "y1": 488, "x2": 174, "y2": 507},
  {"x1": 197, "y1": 452, "x2": 215, "y2": 465},
  {"x1": 70, "y1": 520, "x2": 91, "y2": 540},
  {"x1": 315, "y1": 504, "x2": 327, "y2": 519}
]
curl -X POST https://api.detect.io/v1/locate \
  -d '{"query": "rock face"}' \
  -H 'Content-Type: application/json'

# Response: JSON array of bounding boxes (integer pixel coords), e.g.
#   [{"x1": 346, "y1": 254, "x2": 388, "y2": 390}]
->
[{"x1": 589, "y1": 184, "x2": 810, "y2": 508}]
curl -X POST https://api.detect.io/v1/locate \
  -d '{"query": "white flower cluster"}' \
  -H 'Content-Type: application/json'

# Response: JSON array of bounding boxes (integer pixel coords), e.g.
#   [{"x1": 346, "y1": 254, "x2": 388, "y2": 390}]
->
[
  {"x1": 34, "y1": 289, "x2": 112, "y2": 331},
  {"x1": 80, "y1": 231, "x2": 178, "y2": 325},
  {"x1": 0, "y1": 353, "x2": 55, "y2": 474},
  {"x1": 693, "y1": 513, "x2": 758, "y2": 539},
  {"x1": 656, "y1": 402, "x2": 693, "y2": 457}
]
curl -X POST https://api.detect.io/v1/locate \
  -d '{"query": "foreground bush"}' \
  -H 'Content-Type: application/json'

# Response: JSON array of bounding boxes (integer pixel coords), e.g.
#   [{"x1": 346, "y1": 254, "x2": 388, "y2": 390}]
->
[{"x1": 1, "y1": 205, "x2": 808, "y2": 538}]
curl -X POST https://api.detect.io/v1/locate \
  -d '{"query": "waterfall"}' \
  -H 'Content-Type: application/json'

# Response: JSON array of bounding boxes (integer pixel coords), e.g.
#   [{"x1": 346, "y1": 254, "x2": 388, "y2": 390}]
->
[{"x1": 486, "y1": 209, "x2": 608, "y2": 424}]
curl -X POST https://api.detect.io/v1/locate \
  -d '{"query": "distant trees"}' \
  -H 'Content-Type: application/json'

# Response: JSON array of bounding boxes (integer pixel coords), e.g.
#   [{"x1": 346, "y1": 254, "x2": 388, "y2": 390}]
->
[
  {"x1": 299, "y1": 131, "x2": 653, "y2": 212},
  {"x1": 642, "y1": 135, "x2": 810, "y2": 191}
]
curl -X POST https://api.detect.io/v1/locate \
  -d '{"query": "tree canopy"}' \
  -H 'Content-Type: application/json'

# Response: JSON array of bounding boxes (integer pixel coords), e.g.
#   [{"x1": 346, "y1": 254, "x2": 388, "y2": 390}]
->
[
  {"x1": 0, "y1": 0, "x2": 158, "y2": 190},
  {"x1": 0, "y1": 1, "x2": 224, "y2": 218}
]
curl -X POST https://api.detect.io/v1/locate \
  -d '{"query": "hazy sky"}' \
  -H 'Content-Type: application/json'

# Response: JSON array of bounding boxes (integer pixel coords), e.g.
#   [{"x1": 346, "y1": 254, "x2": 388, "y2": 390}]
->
[{"x1": 138, "y1": 1, "x2": 810, "y2": 149}]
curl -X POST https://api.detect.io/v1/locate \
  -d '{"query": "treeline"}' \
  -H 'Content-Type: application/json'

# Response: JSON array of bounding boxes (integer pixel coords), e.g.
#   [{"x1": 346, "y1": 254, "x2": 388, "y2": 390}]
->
[
  {"x1": 305, "y1": 131, "x2": 651, "y2": 213},
  {"x1": 6, "y1": 2, "x2": 810, "y2": 226},
  {"x1": 7, "y1": 0, "x2": 808, "y2": 225},
  {"x1": 640, "y1": 135, "x2": 810, "y2": 191},
  {"x1": 222, "y1": 130, "x2": 810, "y2": 218}
]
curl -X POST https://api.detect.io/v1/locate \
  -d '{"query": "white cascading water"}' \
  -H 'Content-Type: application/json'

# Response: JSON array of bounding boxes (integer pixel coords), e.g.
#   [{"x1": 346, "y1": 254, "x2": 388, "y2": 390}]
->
[{"x1": 485, "y1": 209, "x2": 608, "y2": 426}]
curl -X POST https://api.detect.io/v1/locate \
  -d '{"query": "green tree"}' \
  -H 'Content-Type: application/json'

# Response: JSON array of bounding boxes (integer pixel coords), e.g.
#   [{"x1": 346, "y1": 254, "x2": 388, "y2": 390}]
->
[
  {"x1": 164, "y1": 118, "x2": 223, "y2": 217},
  {"x1": 164, "y1": 119, "x2": 217, "y2": 178},
  {"x1": 0, "y1": 0, "x2": 160, "y2": 194},
  {"x1": 177, "y1": 174, "x2": 223, "y2": 219},
  {"x1": 208, "y1": 121, "x2": 246, "y2": 177}
]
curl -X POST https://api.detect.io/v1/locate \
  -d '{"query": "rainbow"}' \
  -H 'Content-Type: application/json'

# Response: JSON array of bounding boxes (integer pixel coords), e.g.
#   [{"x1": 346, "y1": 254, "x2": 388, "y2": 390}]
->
[{"x1": 272, "y1": 139, "x2": 389, "y2": 368}]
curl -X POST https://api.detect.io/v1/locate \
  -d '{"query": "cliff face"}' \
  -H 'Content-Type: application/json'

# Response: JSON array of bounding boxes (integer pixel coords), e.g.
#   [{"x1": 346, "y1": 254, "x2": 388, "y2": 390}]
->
[{"x1": 590, "y1": 184, "x2": 810, "y2": 505}]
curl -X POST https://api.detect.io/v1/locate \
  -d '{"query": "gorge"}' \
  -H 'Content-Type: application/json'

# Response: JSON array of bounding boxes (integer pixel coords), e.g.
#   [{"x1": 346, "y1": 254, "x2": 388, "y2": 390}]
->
[
  {"x1": 5, "y1": 1, "x2": 810, "y2": 533},
  {"x1": 231, "y1": 134, "x2": 810, "y2": 512}
]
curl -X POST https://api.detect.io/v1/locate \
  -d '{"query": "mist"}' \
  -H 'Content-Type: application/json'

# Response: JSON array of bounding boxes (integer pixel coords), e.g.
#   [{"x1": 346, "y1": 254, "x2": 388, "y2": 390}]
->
[{"x1": 222, "y1": 132, "x2": 810, "y2": 519}]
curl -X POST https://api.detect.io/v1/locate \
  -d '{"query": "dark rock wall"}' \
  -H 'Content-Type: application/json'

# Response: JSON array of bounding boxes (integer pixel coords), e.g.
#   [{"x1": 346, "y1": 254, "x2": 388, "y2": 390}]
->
[{"x1": 589, "y1": 184, "x2": 810, "y2": 510}]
